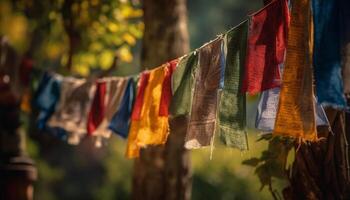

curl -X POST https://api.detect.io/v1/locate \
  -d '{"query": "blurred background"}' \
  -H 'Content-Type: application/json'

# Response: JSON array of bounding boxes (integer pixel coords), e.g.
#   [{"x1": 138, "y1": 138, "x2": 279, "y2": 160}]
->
[{"x1": 0, "y1": 0, "x2": 290, "y2": 199}]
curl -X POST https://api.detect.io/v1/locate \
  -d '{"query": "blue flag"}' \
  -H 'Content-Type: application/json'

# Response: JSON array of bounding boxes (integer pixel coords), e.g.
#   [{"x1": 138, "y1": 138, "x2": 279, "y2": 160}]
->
[
  {"x1": 33, "y1": 72, "x2": 62, "y2": 129},
  {"x1": 108, "y1": 77, "x2": 136, "y2": 138},
  {"x1": 313, "y1": 0, "x2": 346, "y2": 108}
]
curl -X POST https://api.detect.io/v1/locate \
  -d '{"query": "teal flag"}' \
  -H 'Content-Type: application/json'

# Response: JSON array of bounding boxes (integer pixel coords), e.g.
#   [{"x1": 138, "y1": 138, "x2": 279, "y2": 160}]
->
[
  {"x1": 313, "y1": 0, "x2": 346, "y2": 108},
  {"x1": 218, "y1": 21, "x2": 248, "y2": 150},
  {"x1": 170, "y1": 53, "x2": 198, "y2": 116}
]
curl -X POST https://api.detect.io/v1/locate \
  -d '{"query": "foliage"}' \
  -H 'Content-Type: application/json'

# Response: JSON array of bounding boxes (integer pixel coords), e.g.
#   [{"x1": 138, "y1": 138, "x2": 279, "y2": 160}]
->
[
  {"x1": 242, "y1": 135, "x2": 295, "y2": 199},
  {"x1": 191, "y1": 134, "x2": 283, "y2": 200},
  {"x1": 1, "y1": 0, "x2": 143, "y2": 76}
]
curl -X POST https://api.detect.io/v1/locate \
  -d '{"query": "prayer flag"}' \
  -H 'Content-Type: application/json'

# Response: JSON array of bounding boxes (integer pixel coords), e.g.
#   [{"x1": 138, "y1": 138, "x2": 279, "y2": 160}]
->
[
  {"x1": 87, "y1": 81, "x2": 107, "y2": 136},
  {"x1": 256, "y1": 87, "x2": 280, "y2": 133},
  {"x1": 108, "y1": 77, "x2": 136, "y2": 138},
  {"x1": 48, "y1": 78, "x2": 96, "y2": 145},
  {"x1": 126, "y1": 65, "x2": 170, "y2": 158},
  {"x1": 313, "y1": 0, "x2": 346, "y2": 108},
  {"x1": 242, "y1": 0, "x2": 289, "y2": 94},
  {"x1": 92, "y1": 78, "x2": 128, "y2": 147},
  {"x1": 170, "y1": 53, "x2": 198, "y2": 117},
  {"x1": 131, "y1": 72, "x2": 150, "y2": 120},
  {"x1": 218, "y1": 21, "x2": 248, "y2": 150},
  {"x1": 256, "y1": 89, "x2": 329, "y2": 133},
  {"x1": 159, "y1": 59, "x2": 178, "y2": 116},
  {"x1": 33, "y1": 72, "x2": 62, "y2": 130},
  {"x1": 185, "y1": 38, "x2": 222, "y2": 149},
  {"x1": 274, "y1": 0, "x2": 317, "y2": 141}
]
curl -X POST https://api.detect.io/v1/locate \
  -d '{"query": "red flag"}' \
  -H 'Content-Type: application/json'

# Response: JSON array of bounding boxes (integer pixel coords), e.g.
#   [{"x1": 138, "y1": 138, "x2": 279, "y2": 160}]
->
[
  {"x1": 242, "y1": 0, "x2": 289, "y2": 94},
  {"x1": 87, "y1": 81, "x2": 107, "y2": 136},
  {"x1": 159, "y1": 59, "x2": 178, "y2": 116},
  {"x1": 131, "y1": 71, "x2": 150, "y2": 120}
]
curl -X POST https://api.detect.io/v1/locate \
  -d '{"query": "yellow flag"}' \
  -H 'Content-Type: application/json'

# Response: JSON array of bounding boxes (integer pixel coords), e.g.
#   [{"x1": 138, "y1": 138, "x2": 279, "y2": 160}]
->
[
  {"x1": 126, "y1": 65, "x2": 169, "y2": 158},
  {"x1": 273, "y1": 0, "x2": 317, "y2": 141}
]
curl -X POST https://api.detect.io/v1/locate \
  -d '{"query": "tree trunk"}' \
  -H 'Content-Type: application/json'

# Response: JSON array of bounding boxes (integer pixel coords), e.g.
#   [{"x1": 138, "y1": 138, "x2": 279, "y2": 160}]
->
[
  {"x1": 283, "y1": 107, "x2": 350, "y2": 200},
  {"x1": 131, "y1": 0, "x2": 191, "y2": 200}
]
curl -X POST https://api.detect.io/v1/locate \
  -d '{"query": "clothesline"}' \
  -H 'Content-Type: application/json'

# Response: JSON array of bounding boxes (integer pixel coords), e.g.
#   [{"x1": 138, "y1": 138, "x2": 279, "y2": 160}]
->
[{"x1": 31, "y1": 0, "x2": 350, "y2": 158}]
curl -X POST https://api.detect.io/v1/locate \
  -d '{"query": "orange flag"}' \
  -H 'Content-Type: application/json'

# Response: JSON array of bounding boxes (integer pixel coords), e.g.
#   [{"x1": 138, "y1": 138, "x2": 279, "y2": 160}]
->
[
  {"x1": 126, "y1": 64, "x2": 173, "y2": 158},
  {"x1": 273, "y1": 0, "x2": 317, "y2": 141}
]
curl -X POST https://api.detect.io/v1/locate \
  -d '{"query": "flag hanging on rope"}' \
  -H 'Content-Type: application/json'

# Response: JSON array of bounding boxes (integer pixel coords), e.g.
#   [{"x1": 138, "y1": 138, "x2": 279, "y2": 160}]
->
[
  {"x1": 218, "y1": 21, "x2": 248, "y2": 150},
  {"x1": 92, "y1": 78, "x2": 128, "y2": 147},
  {"x1": 33, "y1": 72, "x2": 62, "y2": 130},
  {"x1": 126, "y1": 63, "x2": 175, "y2": 158},
  {"x1": 170, "y1": 52, "x2": 198, "y2": 117},
  {"x1": 242, "y1": 0, "x2": 289, "y2": 94},
  {"x1": 48, "y1": 78, "x2": 96, "y2": 144},
  {"x1": 159, "y1": 60, "x2": 178, "y2": 116},
  {"x1": 255, "y1": 87, "x2": 280, "y2": 133},
  {"x1": 313, "y1": 0, "x2": 346, "y2": 108},
  {"x1": 134, "y1": 64, "x2": 173, "y2": 146},
  {"x1": 108, "y1": 77, "x2": 136, "y2": 138},
  {"x1": 274, "y1": 0, "x2": 318, "y2": 141},
  {"x1": 126, "y1": 72, "x2": 150, "y2": 158},
  {"x1": 256, "y1": 88, "x2": 329, "y2": 133},
  {"x1": 87, "y1": 81, "x2": 107, "y2": 136},
  {"x1": 185, "y1": 38, "x2": 223, "y2": 149}
]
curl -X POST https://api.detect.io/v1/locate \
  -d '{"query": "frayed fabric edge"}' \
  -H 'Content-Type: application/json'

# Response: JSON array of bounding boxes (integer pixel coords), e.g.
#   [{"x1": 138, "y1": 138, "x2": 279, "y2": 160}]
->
[
  {"x1": 218, "y1": 125, "x2": 249, "y2": 151},
  {"x1": 320, "y1": 102, "x2": 348, "y2": 111}
]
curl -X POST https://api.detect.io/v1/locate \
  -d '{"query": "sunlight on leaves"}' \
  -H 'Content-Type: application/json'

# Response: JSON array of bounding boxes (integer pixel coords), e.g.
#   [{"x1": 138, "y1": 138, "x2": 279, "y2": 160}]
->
[
  {"x1": 2, "y1": 0, "x2": 143, "y2": 75},
  {"x1": 99, "y1": 50, "x2": 114, "y2": 70},
  {"x1": 122, "y1": 33, "x2": 136, "y2": 45},
  {"x1": 73, "y1": 63, "x2": 90, "y2": 76},
  {"x1": 118, "y1": 46, "x2": 133, "y2": 63}
]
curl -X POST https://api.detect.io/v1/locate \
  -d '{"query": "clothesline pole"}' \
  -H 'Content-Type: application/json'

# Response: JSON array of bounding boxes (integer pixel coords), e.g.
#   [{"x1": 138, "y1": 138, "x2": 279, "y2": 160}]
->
[{"x1": 0, "y1": 36, "x2": 37, "y2": 200}]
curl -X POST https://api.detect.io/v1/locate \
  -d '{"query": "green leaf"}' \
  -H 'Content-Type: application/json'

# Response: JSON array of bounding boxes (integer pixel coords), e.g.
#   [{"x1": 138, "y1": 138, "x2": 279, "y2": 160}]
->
[
  {"x1": 242, "y1": 158, "x2": 260, "y2": 167},
  {"x1": 285, "y1": 147, "x2": 295, "y2": 170},
  {"x1": 256, "y1": 134, "x2": 273, "y2": 142}
]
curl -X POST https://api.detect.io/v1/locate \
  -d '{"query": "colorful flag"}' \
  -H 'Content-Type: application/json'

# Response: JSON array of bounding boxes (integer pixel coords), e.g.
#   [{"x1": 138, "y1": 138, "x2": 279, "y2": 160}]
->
[
  {"x1": 87, "y1": 81, "x2": 107, "y2": 136},
  {"x1": 33, "y1": 72, "x2": 62, "y2": 130},
  {"x1": 131, "y1": 71, "x2": 150, "y2": 120},
  {"x1": 159, "y1": 59, "x2": 178, "y2": 116},
  {"x1": 256, "y1": 88, "x2": 329, "y2": 133},
  {"x1": 108, "y1": 77, "x2": 136, "y2": 138},
  {"x1": 126, "y1": 65, "x2": 170, "y2": 158},
  {"x1": 313, "y1": 0, "x2": 346, "y2": 108},
  {"x1": 126, "y1": 72, "x2": 150, "y2": 158},
  {"x1": 273, "y1": 0, "x2": 317, "y2": 141},
  {"x1": 185, "y1": 38, "x2": 222, "y2": 149},
  {"x1": 218, "y1": 21, "x2": 248, "y2": 150},
  {"x1": 242, "y1": 0, "x2": 289, "y2": 94},
  {"x1": 170, "y1": 53, "x2": 198, "y2": 117},
  {"x1": 48, "y1": 78, "x2": 96, "y2": 145},
  {"x1": 92, "y1": 78, "x2": 128, "y2": 147},
  {"x1": 255, "y1": 87, "x2": 280, "y2": 133}
]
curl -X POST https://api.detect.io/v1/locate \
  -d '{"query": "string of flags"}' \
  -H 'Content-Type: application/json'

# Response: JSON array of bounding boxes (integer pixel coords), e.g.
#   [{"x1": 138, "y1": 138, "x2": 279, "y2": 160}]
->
[{"x1": 32, "y1": 0, "x2": 350, "y2": 158}]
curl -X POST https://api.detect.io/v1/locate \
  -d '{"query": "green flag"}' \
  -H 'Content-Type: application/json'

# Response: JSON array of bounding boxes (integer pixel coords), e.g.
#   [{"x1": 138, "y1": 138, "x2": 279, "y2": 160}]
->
[
  {"x1": 218, "y1": 21, "x2": 248, "y2": 150},
  {"x1": 170, "y1": 52, "x2": 198, "y2": 117}
]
